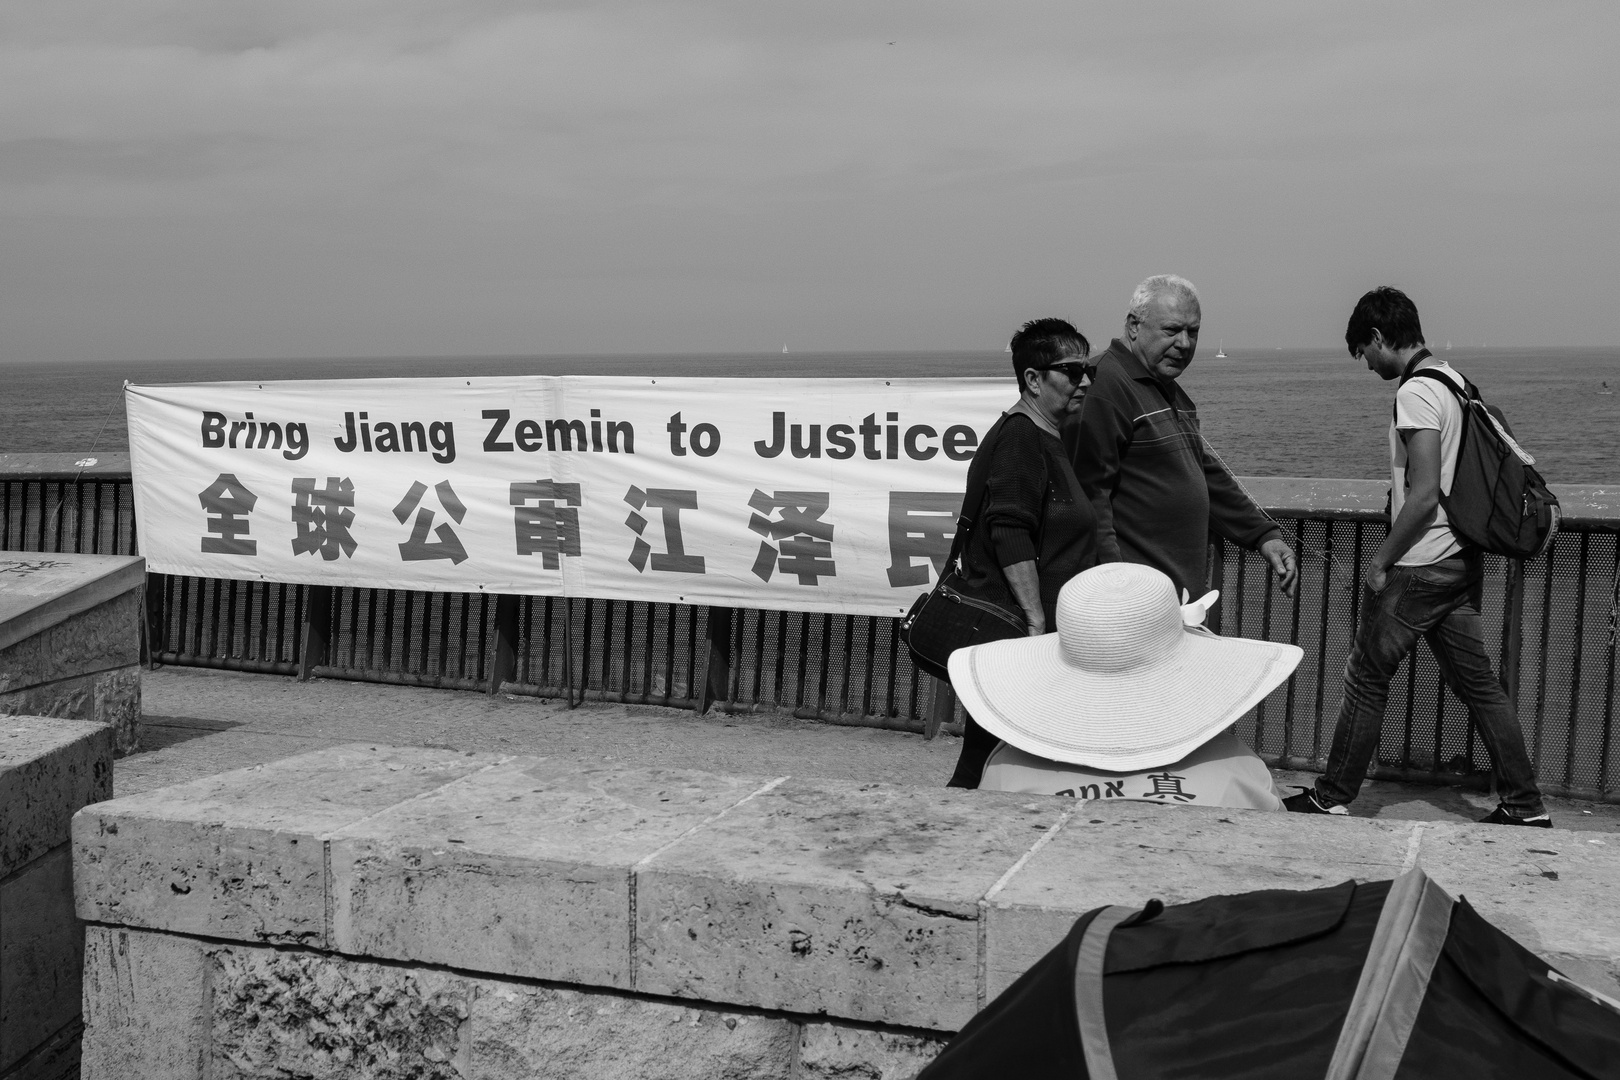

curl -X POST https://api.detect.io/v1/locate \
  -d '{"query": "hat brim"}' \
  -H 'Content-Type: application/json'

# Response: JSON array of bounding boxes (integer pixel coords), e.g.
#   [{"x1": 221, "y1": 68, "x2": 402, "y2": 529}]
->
[{"x1": 948, "y1": 629, "x2": 1302, "y2": 773}]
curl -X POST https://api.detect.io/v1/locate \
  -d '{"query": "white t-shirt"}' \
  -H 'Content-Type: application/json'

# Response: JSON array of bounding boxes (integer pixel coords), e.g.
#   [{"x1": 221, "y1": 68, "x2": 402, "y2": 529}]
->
[
  {"x1": 978, "y1": 730, "x2": 1284, "y2": 811},
  {"x1": 1390, "y1": 363, "x2": 1466, "y2": 566}
]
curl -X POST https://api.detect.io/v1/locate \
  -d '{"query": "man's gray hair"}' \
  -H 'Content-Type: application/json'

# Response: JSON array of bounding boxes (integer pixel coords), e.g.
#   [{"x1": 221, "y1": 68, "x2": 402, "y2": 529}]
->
[{"x1": 1129, "y1": 274, "x2": 1200, "y2": 318}]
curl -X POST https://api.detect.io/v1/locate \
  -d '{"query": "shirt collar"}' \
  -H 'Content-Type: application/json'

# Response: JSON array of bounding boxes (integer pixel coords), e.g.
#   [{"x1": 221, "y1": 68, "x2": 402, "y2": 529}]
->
[
  {"x1": 1005, "y1": 396, "x2": 1062, "y2": 439},
  {"x1": 1107, "y1": 338, "x2": 1155, "y2": 382},
  {"x1": 1109, "y1": 337, "x2": 1186, "y2": 404}
]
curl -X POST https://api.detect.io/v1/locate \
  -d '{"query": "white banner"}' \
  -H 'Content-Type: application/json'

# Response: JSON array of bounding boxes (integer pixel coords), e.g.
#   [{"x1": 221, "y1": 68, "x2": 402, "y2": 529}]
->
[{"x1": 127, "y1": 377, "x2": 1010, "y2": 617}]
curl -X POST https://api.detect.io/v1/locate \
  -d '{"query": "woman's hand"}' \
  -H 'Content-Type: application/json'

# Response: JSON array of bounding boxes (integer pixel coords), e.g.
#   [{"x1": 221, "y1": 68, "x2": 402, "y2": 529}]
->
[{"x1": 1001, "y1": 559, "x2": 1046, "y2": 635}]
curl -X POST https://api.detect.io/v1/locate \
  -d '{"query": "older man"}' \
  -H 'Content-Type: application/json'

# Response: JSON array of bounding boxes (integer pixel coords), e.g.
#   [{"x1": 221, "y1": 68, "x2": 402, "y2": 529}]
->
[{"x1": 1064, "y1": 275, "x2": 1297, "y2": 600}]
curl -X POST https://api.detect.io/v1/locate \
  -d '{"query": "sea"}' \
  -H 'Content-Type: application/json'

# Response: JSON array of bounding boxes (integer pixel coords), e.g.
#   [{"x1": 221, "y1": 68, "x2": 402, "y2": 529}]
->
[{"x1": 3, "y1": 347, "x2": 1618, "y2": 483}]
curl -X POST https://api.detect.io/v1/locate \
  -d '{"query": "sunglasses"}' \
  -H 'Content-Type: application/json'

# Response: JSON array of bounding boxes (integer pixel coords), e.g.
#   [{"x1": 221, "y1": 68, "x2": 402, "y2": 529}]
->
[{"x1": 1034, "y1": 361, "x2": 1095, "y2": 383}]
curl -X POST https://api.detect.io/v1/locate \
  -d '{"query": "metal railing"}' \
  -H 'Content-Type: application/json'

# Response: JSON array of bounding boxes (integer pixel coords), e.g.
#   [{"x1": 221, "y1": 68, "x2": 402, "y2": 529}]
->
[{"x1": 5, "y1": 456, "x2": 1618, "y2": 800}]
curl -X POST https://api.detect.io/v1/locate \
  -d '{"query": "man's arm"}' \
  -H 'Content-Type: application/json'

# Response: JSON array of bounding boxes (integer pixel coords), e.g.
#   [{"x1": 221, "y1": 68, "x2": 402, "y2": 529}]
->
[
  {"x1": 1201, "y1": 441, "x2": 1297, "y2": 597},
  {"x1": 1063, "y1": 381, "x2": 1128, "y2": 563},
  {"x1": 1366, "y1": 428, "x2": 1441, "y2": 591}
]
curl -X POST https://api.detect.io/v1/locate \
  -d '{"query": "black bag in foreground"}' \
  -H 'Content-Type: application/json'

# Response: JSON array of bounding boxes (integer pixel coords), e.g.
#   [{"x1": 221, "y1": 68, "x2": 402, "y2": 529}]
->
[
  {"x1": 917, "y1": 867, "x2": 1620, "y2": 1080},
  {"x1": 1405, "y1": 369, "x2": 1560, "y2": 560},
  {"x1": 901, "y1": 415, "x2": 1026, "y2": 682}
]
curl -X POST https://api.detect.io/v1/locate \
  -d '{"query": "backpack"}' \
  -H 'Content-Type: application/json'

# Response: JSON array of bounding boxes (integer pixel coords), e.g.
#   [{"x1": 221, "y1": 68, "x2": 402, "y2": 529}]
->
[
  {"x1": 1402, "y1": 368, "x2": 1560, "y2": 560},
  {"x1": 917, "y1": 868, "x2": 1620, "y2": 1080}
]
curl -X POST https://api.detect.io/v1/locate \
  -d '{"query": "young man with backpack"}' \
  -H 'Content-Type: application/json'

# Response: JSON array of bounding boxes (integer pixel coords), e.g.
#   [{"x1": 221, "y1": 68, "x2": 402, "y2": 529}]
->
[{"x1": 1284, "y1": 287, "x2": 1551, "y2": 825}]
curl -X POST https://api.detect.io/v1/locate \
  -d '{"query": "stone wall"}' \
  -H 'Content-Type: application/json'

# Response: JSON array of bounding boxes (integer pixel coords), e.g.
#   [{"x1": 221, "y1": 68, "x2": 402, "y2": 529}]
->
[
  {"x1": 0, "y1": 554, "x2": 144, "y2": 754},
  {"x1": 74, "y1": 745, "x2": 1620, "y2": 1079},
  {"x1": 1, "y1": 716, "x2": 114, "y2": 1080}
]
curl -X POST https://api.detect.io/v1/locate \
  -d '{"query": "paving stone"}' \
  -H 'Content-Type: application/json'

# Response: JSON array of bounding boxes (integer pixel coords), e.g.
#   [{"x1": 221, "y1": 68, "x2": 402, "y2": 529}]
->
[
  {"x1": 209, "y1": 946, "x2": 473, "y2": 1079},
  {"x1": 80, "y1": 927, "x2": 209, "y2": 1080},
  {"x1": 328, "y1": 759, "x2": 769, "y2": 987},
  {"x1": 0, "y1": 846, "x2": 81, "y2": 1073},
  {"x1": 636, "y1": 779, "x2": 1066, "y2": 1030},
  {"x1": 468, "y1": 979, "x2": 796, "y2": 1080},
  {"x1": 796, "y1": 1023, "x2": 947, "y2": 1080},
  {"x1": 1415, "y1": 821, "x2": 1620, "y2": 983},
  {"x1": 0, "y1": 715, "x2": 111, "y2": 878},
  {"x1": 74, "y1": 744, "x2": 493, "y2": 945},
  {"x1": 983, "y1": 802, "x2": 1415, "y2": 999},
  {"x1": 0, "y1": 590, "x2": 141, "y2": 694}
]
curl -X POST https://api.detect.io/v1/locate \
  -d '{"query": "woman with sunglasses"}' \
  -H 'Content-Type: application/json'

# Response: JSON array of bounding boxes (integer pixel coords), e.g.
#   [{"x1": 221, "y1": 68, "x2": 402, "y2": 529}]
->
[{"x1": 945, "y1": 317, "x2": 1101, "y2": 788}]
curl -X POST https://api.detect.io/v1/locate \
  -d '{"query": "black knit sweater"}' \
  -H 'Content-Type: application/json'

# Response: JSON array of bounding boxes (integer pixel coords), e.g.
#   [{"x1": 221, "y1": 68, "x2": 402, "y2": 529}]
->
[{"x1": 957, "y1": 411, "x2": 1099, "y2": 622}]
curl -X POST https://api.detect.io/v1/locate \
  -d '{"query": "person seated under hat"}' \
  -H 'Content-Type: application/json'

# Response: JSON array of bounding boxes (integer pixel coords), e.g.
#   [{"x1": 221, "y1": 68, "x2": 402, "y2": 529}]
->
[{"x1": 947, "y1": 562, "x2": 1302, "y2": 811}]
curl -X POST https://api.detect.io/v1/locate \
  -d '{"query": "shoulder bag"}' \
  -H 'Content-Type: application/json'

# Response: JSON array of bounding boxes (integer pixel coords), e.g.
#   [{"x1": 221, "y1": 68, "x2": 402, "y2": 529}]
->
[{"x1": 901, "y1": 414, "x2": 1031, "y2": 682}]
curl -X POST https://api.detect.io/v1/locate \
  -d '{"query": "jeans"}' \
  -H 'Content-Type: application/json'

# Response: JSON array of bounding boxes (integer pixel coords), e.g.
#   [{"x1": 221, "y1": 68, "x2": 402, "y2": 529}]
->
[{"x1": 1315, "y1": 554, "x2": 1546, "y2": 816}]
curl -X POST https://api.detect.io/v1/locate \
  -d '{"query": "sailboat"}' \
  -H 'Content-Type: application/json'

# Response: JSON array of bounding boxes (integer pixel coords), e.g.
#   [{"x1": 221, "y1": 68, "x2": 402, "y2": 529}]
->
[
  {"x1": 1446, "y1": 340, "x2": 1452, "y2": 351},
  {"x1": 781, "y1": 343, "x2": 788, "y2": 355},
  {"x1": 1215, "y1": 341, "x2": 1227, "y2": 358}
]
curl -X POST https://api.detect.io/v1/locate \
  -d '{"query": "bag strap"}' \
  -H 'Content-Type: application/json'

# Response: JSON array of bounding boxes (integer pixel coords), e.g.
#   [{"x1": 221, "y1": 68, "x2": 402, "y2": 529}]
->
[
  {"x1": 1070, "y1": 906, "x2": 1134, "y2": 1080},
  {"x1": 1404, "y1": 366, "x2": 1476, "y2": 402},
  {"x1": 945, "y1": 412, "x2": 1015, "y2": 572}
]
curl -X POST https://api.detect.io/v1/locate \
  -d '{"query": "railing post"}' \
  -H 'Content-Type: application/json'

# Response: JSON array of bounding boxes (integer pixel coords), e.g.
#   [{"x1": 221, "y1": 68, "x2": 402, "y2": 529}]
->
[
  {"x1": 488, "y1": 593, "x2": 521, "y2": 695},
  {"x1": 1499, "y1": 558, "x2": 1526, "y2": 705},
  {"x1": 298, "y1": 585, "x2": 334, "y2": 682},
  {"x1": 1207, "y1": 533, "x2": 1227, "y2": 633},
  {"x1": 142, "y1": 572, "x2": 165, "y2": 669},
  {"x1": 698, "y1": 606, "x2": 734, "y2": 715},
  {"x1": 563, "y1": 598, "x2": 577, "y2": 708},
  {"x1": 923, "y1": 675, "x2": 956, "y2": 740}
]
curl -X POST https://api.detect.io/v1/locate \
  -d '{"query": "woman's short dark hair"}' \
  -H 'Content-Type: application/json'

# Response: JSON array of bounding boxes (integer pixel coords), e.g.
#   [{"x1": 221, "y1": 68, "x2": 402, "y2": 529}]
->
[
  {"x1": 1010, "y1": 318, "x2": 1090, "y2": 388},
  {"x1": 1345, "y1": 287, "x2": 1425, "y2": 356}
]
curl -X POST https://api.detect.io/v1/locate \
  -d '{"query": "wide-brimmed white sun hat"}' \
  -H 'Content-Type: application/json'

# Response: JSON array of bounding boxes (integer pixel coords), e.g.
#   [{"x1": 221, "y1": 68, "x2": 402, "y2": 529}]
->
[{"x1": 947, "y1": 562, "x2": 1302, "y2": 772}]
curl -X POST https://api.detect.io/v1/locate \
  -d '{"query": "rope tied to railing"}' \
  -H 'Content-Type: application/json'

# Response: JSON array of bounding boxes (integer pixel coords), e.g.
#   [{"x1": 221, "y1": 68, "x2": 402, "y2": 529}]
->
[
  {"x1": 1198, "y1": 433, "x2": 1360, "y2": 592},
  {"x1": 43, "y1": 381, "x2": 125, "y2": 539}
]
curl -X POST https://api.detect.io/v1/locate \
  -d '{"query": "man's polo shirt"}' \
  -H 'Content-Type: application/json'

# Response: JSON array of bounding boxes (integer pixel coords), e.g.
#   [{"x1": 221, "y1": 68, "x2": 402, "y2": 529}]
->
[{"x1": 1063, "y1": 339, "x2": 1277, "y2": 596}]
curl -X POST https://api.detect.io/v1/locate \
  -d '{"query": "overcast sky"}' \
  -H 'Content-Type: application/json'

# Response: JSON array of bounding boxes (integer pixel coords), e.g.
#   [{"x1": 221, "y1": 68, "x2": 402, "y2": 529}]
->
[{"x1": 2, "y1": 1, "x2": 1616, "y2": 362}]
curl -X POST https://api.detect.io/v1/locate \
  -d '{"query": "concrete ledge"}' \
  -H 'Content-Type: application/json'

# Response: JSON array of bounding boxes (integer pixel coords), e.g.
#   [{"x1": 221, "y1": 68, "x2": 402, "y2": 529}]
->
[
  {"x1": 0, "y1": 554, "x2": 144, "y2": 753},
  {"x1": 74, "y1": 745, "x2": 492, "y2": 945},
  {"x1": 80, "y1": 926, "x2": 947, "y2": 1080},
  {"x1": 1, "y1": 717, "x2": 111, "y2": 878},
  {"x1": 75, "y1": 746, "x2": 1620, "y2": 1074},
  {"x1": 1, "y1": 716, "x2": 113, "y2": 1077},
  {"x1": 0, "y1": 555, "x2": 144, "y2": 657}
]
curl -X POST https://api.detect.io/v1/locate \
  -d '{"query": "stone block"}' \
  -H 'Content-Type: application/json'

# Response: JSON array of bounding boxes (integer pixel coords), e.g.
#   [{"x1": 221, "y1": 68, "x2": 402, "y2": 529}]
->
[
  {"x1": 0, "y1": 667, "x2": 140, "y2": 755},
  {"x1": 0, "y1": 555, "x2": 144, "y2": 657},
  {"x1": 74, "y1": 744, "x2": 493, "y2": 945},
  {"x1": 1415, "y1": 822, "x2": 1620, "y2": 974},
  {"x1": 329, "y1": 759, "x2": 769, "y2": 988},
  {"x1": 0, "y1": 715, "x2": 112, "y2": 879},
  {"x1": 210, "y1": 947, "x2": 473, "y2": 1080},
  {"x1": 636, "y1": 779, "x2": 1067, "y2": 1030},
  {"x1": 468, "y1": 979, "x2": 797, "y2": 1080},
  {"x1": 80, "y1": 927, "x2": 209, "y2": 1080},
  {"x1": 983, "y1": 803, "x2": 1415, "y2": 998},
  {"x1": 0, "y1": 846, "x2": 80, "y2": 1073},
  {"x1": 0, "y1": 589, "x2": 141, "y2": 695},
  {"x1": 796, "y1": 1023, "x2": 947, "y2": 1080}
]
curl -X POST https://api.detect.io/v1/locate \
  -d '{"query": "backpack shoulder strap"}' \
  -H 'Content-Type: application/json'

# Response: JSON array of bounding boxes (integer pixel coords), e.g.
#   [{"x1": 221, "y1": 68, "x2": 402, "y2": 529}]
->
[{"x1": 1395, "y1": 367, "x2": 1478, "y2": 424}]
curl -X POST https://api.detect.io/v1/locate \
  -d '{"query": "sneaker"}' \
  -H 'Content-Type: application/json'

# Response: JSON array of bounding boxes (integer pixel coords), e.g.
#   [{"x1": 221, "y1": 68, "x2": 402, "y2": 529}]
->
[
  {"x1": 1282, "y1": 788, "x2": 1349, "y2": 815},
  {"x1": 1478, "y1": 805, "x2": 1552, "y2": 828}
]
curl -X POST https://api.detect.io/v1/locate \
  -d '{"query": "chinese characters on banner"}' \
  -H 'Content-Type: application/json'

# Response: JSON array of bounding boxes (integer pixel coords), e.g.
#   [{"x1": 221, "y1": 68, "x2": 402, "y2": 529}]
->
[{"x1": 127, "y1": 377, "x2": 1005, "y2": 617}]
